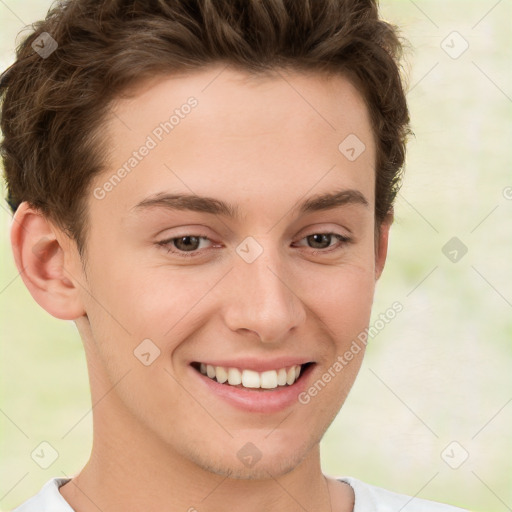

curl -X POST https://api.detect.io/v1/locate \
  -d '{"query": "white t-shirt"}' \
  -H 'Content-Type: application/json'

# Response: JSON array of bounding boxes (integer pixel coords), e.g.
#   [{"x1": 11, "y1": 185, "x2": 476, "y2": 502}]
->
[{"x1": 10, "y1": 476, "x2": 469, "y2": 511}]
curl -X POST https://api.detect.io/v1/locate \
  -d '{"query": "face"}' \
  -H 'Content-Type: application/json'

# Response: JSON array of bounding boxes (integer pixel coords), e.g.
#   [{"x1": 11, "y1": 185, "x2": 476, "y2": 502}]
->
[{"x1": 63, "y1": 65, "x2": 389, "y2": 478}]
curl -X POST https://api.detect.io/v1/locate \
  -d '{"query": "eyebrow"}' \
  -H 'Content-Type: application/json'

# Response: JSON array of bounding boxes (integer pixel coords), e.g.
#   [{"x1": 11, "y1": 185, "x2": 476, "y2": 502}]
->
[{"x1": 130, "y1": 188, "x2": 369, "y2": 220}]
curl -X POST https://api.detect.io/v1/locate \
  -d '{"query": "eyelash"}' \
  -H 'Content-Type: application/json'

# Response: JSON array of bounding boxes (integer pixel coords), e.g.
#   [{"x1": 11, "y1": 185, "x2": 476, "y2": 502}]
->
[{"x1": 156, "y1": 232, "x2": 351, "y2": 259}]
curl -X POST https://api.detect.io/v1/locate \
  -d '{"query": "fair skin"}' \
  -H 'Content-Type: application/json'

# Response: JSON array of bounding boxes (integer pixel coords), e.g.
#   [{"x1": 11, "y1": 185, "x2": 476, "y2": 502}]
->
[{"x1": 11, "y1": 65, "x2": 392, "y2": 512}]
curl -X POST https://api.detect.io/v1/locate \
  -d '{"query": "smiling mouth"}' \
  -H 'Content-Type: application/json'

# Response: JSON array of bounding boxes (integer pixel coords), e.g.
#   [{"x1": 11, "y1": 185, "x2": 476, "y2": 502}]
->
[{"x1": 191, "y1": 362, "x2": 314, "y2": 390}]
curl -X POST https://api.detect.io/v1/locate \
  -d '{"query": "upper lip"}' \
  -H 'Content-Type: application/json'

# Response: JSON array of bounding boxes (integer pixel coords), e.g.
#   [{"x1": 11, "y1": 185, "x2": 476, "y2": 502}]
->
[{"x1": 191, "y1": 357, "x2": 314, "y2": 373}]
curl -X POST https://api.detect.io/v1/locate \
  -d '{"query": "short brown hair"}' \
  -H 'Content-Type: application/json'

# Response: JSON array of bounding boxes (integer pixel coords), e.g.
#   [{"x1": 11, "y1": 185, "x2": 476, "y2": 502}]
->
[{"x1": 1, "y1": 0, "x2": 411, "y2": 260}]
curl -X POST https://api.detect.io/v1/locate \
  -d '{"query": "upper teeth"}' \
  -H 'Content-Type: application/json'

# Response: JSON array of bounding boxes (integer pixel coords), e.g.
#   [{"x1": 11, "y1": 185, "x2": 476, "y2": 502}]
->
[{"x1": 199, "y1": 363, "x2": 302, "y2": 389}]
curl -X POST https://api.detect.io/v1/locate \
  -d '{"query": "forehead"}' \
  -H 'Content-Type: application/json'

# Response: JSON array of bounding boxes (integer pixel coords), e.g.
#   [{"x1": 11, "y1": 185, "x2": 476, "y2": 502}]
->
[
  {"x1": 106, "y1": 65, "x2": 373, "y2": 144},
  {"x1": 90, "y1": 65, "x2": 376, "y2": 225}
]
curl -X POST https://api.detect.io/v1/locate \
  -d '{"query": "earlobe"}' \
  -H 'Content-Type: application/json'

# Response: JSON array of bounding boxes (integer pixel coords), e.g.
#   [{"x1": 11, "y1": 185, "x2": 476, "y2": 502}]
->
[
  {"x1": 10, "y1": 202, "x2": 86, "y2": 320},
  {"x1": 375, "y1": 210, "x2": 394, "y2": 281}
]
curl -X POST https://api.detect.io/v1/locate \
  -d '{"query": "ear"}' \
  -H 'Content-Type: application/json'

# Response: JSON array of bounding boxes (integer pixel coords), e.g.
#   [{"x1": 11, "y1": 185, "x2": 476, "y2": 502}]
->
[
  {"x1": 10, "y1": 202, "x2": 86, "y2": 320},
  {"x1": 375, "y1": 209, "x2": 393, "y2": 281}
]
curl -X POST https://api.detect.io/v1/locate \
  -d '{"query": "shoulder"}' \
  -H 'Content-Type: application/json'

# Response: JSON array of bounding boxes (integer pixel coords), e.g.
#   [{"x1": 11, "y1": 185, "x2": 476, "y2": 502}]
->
[
  {"x1": 10, "y1": 477, "x2": 73, "y2": 512},
  {"x1": 338, "y1": 476, "x2": 470, "y2": 512}
]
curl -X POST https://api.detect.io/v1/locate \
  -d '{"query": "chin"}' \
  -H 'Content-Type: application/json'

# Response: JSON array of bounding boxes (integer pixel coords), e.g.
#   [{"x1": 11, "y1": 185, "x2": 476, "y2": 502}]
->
[
  {"x1": 195, "y1": 453, "x2": 306, "y2": 480},
  {"x1": 184, "y1": 434, "x2": 317, "y2": 480}
]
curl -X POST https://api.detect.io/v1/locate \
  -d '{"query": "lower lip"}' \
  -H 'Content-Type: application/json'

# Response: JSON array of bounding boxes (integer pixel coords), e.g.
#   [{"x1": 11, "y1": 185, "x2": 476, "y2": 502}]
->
[{"x1": 190, "y1": 364, "x2": 315, "y2": 413}]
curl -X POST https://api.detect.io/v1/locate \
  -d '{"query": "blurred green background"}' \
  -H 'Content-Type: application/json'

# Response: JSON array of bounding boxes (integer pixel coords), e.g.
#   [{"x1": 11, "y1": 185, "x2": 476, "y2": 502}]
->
[{"x1": 1, "y1": 1, "x2": 511, "y2": 511}]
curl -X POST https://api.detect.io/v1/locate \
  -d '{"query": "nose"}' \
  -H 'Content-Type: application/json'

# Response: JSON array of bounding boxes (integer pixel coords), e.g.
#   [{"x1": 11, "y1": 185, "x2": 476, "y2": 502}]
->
[{"x1": 223, "y1": 241, "x2": 306, "y2": 343}]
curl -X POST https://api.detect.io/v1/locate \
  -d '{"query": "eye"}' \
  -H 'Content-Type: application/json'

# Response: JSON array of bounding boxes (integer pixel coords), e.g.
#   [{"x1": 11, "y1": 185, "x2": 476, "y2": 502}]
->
[
  {"x1": 157, "y1": 235, "x2": 214, "y2": 258},
  {"x1": 294, "y1": 232, "x2": 351, "y2": 254},
  {"x1": 157, "y1": 232, "x2": 351, "y2": 259}
]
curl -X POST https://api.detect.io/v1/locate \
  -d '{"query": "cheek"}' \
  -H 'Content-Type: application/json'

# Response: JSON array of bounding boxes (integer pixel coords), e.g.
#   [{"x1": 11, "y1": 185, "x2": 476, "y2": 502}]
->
[
  {"x1": 298, "y1": 262, "x2": 376, "y2": 338},
  {"x1": 82, "y1": 235, "x2": 376, "y2": 364},
  {"x1": 83, "y1": 257, "x2": 221, "y2": 359}
]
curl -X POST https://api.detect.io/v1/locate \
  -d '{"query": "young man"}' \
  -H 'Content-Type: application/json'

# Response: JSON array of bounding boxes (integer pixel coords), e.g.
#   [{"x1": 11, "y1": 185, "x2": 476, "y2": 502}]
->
[{"x1": 1, "y1": 0, "x2": 470, "y2": 510}]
